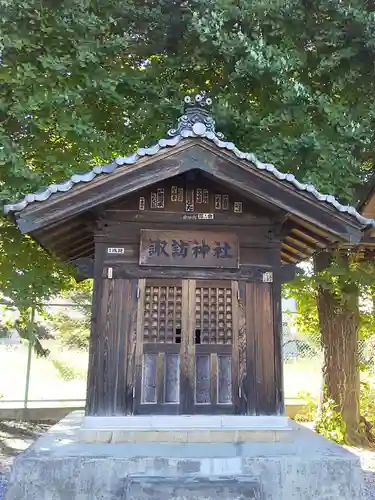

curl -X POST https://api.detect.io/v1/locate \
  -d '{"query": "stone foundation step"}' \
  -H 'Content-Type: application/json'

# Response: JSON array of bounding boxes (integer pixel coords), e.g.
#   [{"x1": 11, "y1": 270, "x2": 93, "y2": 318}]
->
[
  {"x1": 78, "y1": 415, "x2": 292, "y2": 443},
  {"x1": 4, "y1": 412, "x2": 365, "y2": 500},
  {"x1": 79, "y1": 428, "x2": 292, "y2": 444},
  {"x1": 126, "y1": 476, "x2": 262, "y2": 500}
]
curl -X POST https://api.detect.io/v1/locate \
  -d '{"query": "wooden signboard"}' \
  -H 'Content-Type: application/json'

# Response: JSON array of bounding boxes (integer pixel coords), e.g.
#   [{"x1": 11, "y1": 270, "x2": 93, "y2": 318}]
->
[{"x1": 139, "y1": 230, "x2": 239, "y2": 268}]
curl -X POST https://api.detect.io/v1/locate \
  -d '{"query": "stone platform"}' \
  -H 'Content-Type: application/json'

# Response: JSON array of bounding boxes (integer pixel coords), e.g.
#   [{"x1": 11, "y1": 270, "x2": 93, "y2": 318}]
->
[
  {"x1": 5, "y1": 412, "x2": 365, "y2": 500},
  {"x1": 78, "y1": 414, "x2": 293, "y2": 444}
]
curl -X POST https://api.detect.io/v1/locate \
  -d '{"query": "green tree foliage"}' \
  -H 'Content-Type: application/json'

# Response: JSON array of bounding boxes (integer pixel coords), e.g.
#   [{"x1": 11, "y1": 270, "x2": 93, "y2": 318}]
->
[
  {"x1": 2, "y1": 0, "x2": 375, "y2": 442},
  {"x1": 286, "y1": 255, "x2": 375, "y2": 443},
  {"x1": 46, "y1": 281, "x2": 92, "y2": 351},
  {"x1": 286, "y1": 257, "x2": 375, "y2": 348},
  {"x1": 51, "y1": 359, "x2": 86, "y2": 381},
  {"x1": 16, "y1": 316, "x2": 53, "y2": 356},
  {"x1": 2, "y1": 0, "x2": 375, "y2": 268}
]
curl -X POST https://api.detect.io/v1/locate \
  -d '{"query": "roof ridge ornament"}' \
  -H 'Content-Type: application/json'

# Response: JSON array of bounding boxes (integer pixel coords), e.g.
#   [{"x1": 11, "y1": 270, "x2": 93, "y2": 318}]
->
[
  {"x1": 168, "y1": 93, "x2": 224, "y2": 140},
  {"x1": 4, "y1": 94, "x2": 375, "y2": 229}
]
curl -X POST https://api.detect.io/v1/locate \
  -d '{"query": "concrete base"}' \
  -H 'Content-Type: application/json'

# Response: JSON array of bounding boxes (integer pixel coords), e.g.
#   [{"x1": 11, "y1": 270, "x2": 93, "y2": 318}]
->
[
  {"x1": 5, "y1": 411, "x2": 365, "y2": 500},
  {"x1": 78, "y1": 415, "x2": 292, "y2": 444}
]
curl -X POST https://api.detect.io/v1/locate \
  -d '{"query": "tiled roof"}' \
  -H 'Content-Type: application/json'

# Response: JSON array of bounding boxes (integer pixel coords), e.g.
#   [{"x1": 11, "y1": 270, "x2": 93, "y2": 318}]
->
[{"x1": 4, "y1": 94, "x2": 375, "y2": 227}]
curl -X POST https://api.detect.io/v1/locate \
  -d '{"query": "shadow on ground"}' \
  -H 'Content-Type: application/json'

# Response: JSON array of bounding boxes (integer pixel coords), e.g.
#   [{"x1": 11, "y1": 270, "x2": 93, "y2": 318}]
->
[{"x1": 0, "y1": 421, "x2": 52, "y2": 469}]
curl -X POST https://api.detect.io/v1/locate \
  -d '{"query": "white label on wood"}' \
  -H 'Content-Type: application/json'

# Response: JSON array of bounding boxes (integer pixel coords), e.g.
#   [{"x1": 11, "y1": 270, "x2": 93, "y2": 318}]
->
[
  {"x1": 107, "y1": 248, "x2": 125, "y2": 254},
  {"x1": 222, "y1": 195, "x2": 229, "y2": 210},
  {"x1": 177, "y1": 187, "x2": 184, "y2": 202},
  {"x1": 185, "y1": 189, "x2": 194, "y2": 212},
  {"x1": 139, "y1": 197, "x2": 145, "y2": 211},
  {"x1": 157, "y1": 188, "x2": 165, "y2": 209},
  {"x1": 171, "y1": 186, "x2": 178, "y2": 202},
  {"x1": 234, "y1": 201, "x2": 243, "y2": 213},
  {"x1": 196, "y1": 188, "x2": 203, "y2": 204},
  {"x1": 151, "y1": 192, "x2": 157, "y2": 209},
  {"x1": 107, "y1": 267, "x2": 113, "y2": 279},
  {"x1": 198, "y1": 213, "x2": 214, "y2": 219},
  {"x1": 215, "y1": 194, "x2": 222, "y2": 210},
  {"x1": 203, "y1": 189, "x2": 209, "y2": 204},
  {"x1": 262, "y1": 272, "x2": 273, "y2": 283}
]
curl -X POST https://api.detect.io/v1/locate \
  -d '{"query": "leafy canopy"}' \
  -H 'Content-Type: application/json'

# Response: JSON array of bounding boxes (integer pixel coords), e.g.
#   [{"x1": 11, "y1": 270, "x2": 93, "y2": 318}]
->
[{"x1": 1, "y1": 0, "x2": 375, "y2": 306}]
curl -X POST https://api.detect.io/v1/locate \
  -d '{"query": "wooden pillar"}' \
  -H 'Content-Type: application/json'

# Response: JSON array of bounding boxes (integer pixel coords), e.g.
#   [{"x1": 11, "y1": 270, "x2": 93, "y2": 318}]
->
[
  {"x1": 242, "y1": 281, "x2": 283, "y2": 416},
  {"x1": 86, "y1": 275, "x2": 138, "y2": 416},
  {"x1": 272, "y1": 281, "x2": 284, "y2": 415}
]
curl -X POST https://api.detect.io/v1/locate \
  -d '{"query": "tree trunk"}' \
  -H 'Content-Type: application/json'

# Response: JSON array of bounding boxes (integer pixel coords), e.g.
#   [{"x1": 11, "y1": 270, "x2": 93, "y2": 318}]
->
[{"x1": 314, "y1": 251, "x2": 363, "y2": 445}]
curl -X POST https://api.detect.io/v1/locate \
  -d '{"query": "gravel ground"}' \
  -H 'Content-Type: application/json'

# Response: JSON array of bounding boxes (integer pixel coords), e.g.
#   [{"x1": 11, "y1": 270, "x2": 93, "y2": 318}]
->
[
  {"x1": 364, "y1": 470, "x2": 375, "y2": 500},
  {"x1": 0, "y1": 421, "x2": 375, "y2": 499},
  {"x1": 347, "y1": 447, "x2": 375, "y2": 500},
  {"x1": 0, "y1": 421, "x2": 51, "y2": 500}
]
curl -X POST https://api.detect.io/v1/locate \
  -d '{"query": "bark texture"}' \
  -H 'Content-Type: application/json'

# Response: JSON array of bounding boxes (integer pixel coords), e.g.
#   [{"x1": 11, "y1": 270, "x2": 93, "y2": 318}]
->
[{"x1": 314, "y1": 252, "x2": 362, "y2": 445}]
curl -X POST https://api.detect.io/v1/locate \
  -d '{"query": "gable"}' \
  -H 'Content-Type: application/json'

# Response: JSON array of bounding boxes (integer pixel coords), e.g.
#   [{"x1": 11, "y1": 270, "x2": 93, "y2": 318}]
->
[
  {"x1": 106, "y1": 173, "x2": 276, "y2": 219},
  {"x1": 4, "y1": 94, "x2": 374, "y2": 270},
  {"x1": 7, "y1": 143, "x2": 367, "y2": 241}
]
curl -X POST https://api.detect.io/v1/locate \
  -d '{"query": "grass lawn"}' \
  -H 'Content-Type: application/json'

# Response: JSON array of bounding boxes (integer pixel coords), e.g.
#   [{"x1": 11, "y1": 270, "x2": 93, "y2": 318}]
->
[
  {"x1": 0, "y1": 341, "x2": 88, "y2": 406},
  {"x1": 1, "y1": 342, "x2": 324, "y2": 406},
  {"x1": 283, "y1": 358, "x2": 322, "y2": 400}
]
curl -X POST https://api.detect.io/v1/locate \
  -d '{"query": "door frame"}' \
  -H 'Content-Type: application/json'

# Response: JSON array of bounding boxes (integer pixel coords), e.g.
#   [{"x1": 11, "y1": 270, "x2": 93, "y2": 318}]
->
[{"x1": 134, "y1": 278, "x2": 241, "y2": 415}]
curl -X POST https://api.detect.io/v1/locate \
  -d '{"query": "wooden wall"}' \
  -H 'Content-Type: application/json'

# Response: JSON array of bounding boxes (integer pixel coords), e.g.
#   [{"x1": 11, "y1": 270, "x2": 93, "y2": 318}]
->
[
  {"x1": 86, "y1": 176, "x2": 284, "y2": 416},
  {"x1": 86, "y1": 277, "x2": 138, "y2": 416}
]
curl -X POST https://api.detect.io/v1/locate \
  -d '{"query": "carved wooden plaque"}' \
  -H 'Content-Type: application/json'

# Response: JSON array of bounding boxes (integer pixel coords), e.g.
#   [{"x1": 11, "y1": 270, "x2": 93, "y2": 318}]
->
[{"x1": 139, "y1": 230, "x2": 239, "y2": 268}]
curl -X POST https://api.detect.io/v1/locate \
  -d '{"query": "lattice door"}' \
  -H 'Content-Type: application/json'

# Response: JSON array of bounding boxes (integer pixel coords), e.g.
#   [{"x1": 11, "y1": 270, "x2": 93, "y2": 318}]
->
[
  {"x1": 143, "y1": 281, "x2": 183, "y2": 344},
  {"x1": 136, "y1": 279, "x2": 237, "y2": 415},
  {"x1": 194, "y1": 283, "x2": 233, "y2": 345},
  {"x1": 193, "y1": 280, "x2": 235, "y2": 412},
  {"x1": 137, "y1": 279, "x2": 185, "y2": 414}
]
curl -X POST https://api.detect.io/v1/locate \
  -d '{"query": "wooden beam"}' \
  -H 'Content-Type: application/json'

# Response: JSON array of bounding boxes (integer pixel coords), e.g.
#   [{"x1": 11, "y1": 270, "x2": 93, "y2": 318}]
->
[
  {"x1": 69, "y1": 257, "x2": 94, "y2": 279},
  {"x1": 282, "y1": 242, "x2": 312, "y2": 260},
  {"x1": 290, "y1": 227, "x2": 329, "y2": 249},
  {"x1": 281, "y1": 251, "x2": 298, "y2": 264},
  {"x1": 275, "y1": 264, "x2": 296, "y2": 283},
  {"x1": 17, "y1": 141, "x2": 197, "y2": 233},
  {"x1": 290, "y1": 217, "x2": 338, "y2": 241},
  {"x1": 69, "y1": 245, "x2": 95, "y2": 260},
  {"x1": 100, "y1": 263, "x2": 276, "y2": 282},
  {"x1": 285, "y1": 234, "x2": 315, "y2": 251},
  {"x1": 51, "y1": 238, "x2": 94, "y2": 259},
  {"x1": 15, "y1": 143, "x2": 364, "y2": 246},
  {"x1": 37, "y1": 218, "x2": 86, "y2": 241},
  {"x1": 281, "y1": 248, "x2": 301, "y2": 262},
  {"x1": 43, "y1": 228, "x2": 91, "y2": 250},
  {"x1": 199, "y1": 143, "x2": 364, "y2": 243}
]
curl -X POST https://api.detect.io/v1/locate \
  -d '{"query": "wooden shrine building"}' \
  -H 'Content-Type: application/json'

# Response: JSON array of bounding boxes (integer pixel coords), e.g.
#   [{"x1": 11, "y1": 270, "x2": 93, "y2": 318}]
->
[{"x1": 4, "y1": 95, "x2": 374, "y2": 418}]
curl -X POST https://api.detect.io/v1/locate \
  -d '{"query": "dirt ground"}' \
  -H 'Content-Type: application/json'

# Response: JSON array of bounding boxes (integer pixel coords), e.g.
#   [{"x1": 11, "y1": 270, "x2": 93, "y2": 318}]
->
[{"x1": 0, "y1": 420, "x2": 52, "y2": 472}]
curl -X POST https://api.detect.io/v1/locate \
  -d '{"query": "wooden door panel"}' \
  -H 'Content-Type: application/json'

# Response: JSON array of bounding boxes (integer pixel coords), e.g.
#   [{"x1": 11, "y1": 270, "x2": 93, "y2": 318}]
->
[
  {"x1": 245, "y1": 282, "x2": 257, "y2": 415},
  {"x1": 135, "y1": 278, "x2": 185, "y2": 414},
  {"x1": 86, "y1": 277, "x2": 138, "y2": 416},
  {"x1": 255, "y1": 283, "x2": 275, "y2": 414},
  {"x1": 235, "y1": 281, "x2": 248, "y2": 413},
  {"x1": 193, "y1": 280, "x2": 234, "y2": 345},
  {"x1": 194, "y1": 351, "x2": 233, "y2": 408},
  {"x1": 190, "y1": 279, "x2": 236, "y2": 413},
  {"x1": 217, "y1": 353, "x2": 232, "y2": 404},
  {"x1": 209, "y1": 352, "x2": 218, "y2": 406},
  {"x1": 135, "y1": 278, "x2": 240, "y2": 415},
  {"x1": 181, "y1": 279, "x2": 195, "y2": 413},
  {"x1": 246, "y1": 282, "x2": 277, "y2": 415},
  {"x1": 231, "y1": 281, "x2": 240, "y2": 411}
]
